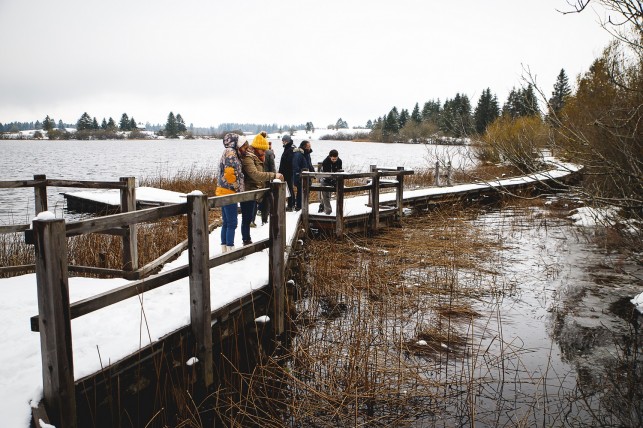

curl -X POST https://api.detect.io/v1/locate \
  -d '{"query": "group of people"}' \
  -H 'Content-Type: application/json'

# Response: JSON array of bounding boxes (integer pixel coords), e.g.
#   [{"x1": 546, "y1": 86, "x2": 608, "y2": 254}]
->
[{"x1": 216, "y1": 131, "x2": 342, "y2": 250}]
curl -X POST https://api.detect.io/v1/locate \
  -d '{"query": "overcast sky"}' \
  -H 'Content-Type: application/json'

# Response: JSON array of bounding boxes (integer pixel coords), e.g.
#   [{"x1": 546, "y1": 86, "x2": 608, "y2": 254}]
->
[{"x1": 0, "y1": 0, "x2": 612, "y2": 128}]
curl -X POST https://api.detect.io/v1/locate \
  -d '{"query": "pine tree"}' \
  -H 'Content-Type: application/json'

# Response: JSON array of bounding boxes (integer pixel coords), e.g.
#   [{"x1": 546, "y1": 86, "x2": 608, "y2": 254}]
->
[
  {"x1": 101, "y1": 118, "x2": 108, "y2": 130},
  {"x1": 176, "y1": 114, "x2": 187, "y2": 133},
  {"x1": 398, "y1": 109, "x2": 409, "y2": 129},
  {"x1": 119, "y1": 113, "x2": 130, "y2": 131},
  {"x1": 107, "y1": 117, "x2": 117, "y2": 130},
  {"x1": 76, "y1": 112, "x2": 93, "y2": 131},
  {"x1": 473, "y1": 88, "x2": 499, "y2": 134},
  {"x1": 411, "y1": 103, "x2": 422, "y2": 124},
  {"x1": 57, "y1": 120, "x2": 64, "y2": 130},
  {"x1": 92, "y1": 117, "x2": 99, "y2": 130},
  {"x1": 548, "y1": 68, "x2": 572, "y2": 118},
  {"x1": 165, "y1": 112, "x2": 178, "y2": 138},
  {"x1": 43, "y1": 115, "x2": 55, "y2": 132},
  {"x1": 129, "y1": 117, "x2": 137, "y2": 130}
]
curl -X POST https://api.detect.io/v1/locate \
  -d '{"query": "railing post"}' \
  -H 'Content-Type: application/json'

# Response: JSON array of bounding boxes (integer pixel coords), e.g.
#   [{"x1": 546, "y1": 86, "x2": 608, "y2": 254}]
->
[
  {"x1": 187, "y1": 193, "x2": 213, "y2": 389},
  {"x1": 447, "y1": 162, "x2": 452, "y2": 186},
  {"x1": 33, "y1": 217, "x2": 77, "y2": 428},
  {"x1": 119, "y1": 177, "x2": 138, "y2": 275},
  {"x1": 434, "y1": 162, "x2": 440, "y2": 187},
  {"x1": 367, "y1": 164, "x2": 376, "y2": 206},
  {"x1": 33, "y1": 174, "x2": 48, "y2": 215},
  {"x1": 370, "y1": 171, "x2": 380, "y2": 232},
  {"x1": 396, "y1": 167, "x2": 405, "y2": 219},
  {"x1": 269, "y1": 182, "x2": 286, "y2": 336},
  {"x1": 336, "y1": 178, "x2": 345, "y2": 238},
  {"x1": 301, "y1": 169, "x2": 310, "y2": 234}
]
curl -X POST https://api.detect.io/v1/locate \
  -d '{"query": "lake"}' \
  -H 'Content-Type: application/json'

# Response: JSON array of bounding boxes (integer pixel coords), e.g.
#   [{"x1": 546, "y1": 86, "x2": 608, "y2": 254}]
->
[{"x1": 0, "y1": 138, "x2": 473, "y2": 224}]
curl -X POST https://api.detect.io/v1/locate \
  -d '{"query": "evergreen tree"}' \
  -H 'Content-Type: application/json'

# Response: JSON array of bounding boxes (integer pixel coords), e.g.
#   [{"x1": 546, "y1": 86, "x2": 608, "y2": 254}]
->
[
  {"x1": 101, "y1": 118, "x2": 108, "y2": 130},
  {"x1": 107, "y1": 117, "x2": 117, "y2": 130},
  {"x1": 43, "y1": 115, "x2": 55, "y2": 132},
  {"x1": 35, "y1": 120, "x2": 42, "y2": 130},
  {"x1": 165, "y1": 112, "x2": 178, "y2": 138},
  {"x1": 92, "y1": 117, "x2": 99, "y2": 130},
  {"x1": 0, "y1": 123, "x2": 4, "y2": 132},
  {"x1": 548, "y1": 68, "x2": 572, "y2": 117},
  {"x1": 411, "y1": 102, "x2": 422, "y2": 124},
  {"x1": 119, "y1": 113, "x2": 130, "y2": 131},
  {"x1": 366, "y1": 119, "x2": 373, "y2": 129},
  {"x1": 421, "y1": 99, "x2": 441, "y2": 123},
  {"x1": 76, "y1": 112, "x2": 93, "y2": 131},
  {"x1": 473, "y1": 88, "x2": 500, "y2": 134},
  {"x1": 398, "y1": 108, "x2": 410, "y2": 129},
  {"x1": 335, "y1": 118, "x2": 348, "y2": 129},
  {"x1": 176, "y1": 114, "x2": 186, "y2": 133},
  {"x1": 440, "y1": 94, "x2": 473, "y2": 137},
  {"x1": 129, "y1": 117, "x2": 137, "y2": 130},
  {"x1": 57, "y1": 120, "x2": 64, "y2": 130}
]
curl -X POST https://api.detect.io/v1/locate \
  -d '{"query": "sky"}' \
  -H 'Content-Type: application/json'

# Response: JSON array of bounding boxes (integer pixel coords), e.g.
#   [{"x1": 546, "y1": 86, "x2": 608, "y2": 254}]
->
[{"x1": 0, "y1": 0, "x2": 613, "y2": 128}]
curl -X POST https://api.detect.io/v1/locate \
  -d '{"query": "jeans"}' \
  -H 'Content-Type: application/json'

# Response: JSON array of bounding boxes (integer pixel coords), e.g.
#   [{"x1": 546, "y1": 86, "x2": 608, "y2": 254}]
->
[
  {"x1": 240, "y1": 200, "x2": 256, "y2": 243},
  {"x1": 220, "y1": 204, "x2": 238, "y2": 246}
]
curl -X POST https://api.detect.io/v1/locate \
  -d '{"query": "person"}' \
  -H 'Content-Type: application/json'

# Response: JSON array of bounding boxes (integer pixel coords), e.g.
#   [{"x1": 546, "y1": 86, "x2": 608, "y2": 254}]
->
[
  {"x1": 215, "y1": 133, "x2": 247, "y2": 253},
  {"x1": 318, "y1": 149, "x2": 343, "y2": 215},
  {"x1": 278, "y1": 134, "x2": 295, "y2": 211},
  {"x1": 257, "y1": 135, "x2": 276, "y2": 224},
  {"x1": 292, "y1": 140, "x2": 314, "y2": 211},
  {"x1": 240, "y1": 132, "x2": 284, "y2": 245}
]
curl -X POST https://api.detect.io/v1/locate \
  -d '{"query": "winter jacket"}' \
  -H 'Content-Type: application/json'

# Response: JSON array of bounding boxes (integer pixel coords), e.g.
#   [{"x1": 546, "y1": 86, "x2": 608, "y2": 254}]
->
[
  {"x1": 215, "y1": 134, "x2": 244, "y2": 196},
  {"x1": 278, "y1": 142, "x2": 294, "y2": 182},
  {"x1": 264, "y1": 149, "x2": 276, "y2": 173},
  {"x1": 320, "y1": 156, "x2": 343, "y2": 186},
  {"x1": 292, "y1": 147, "x2": 315, "y2": 184},
  {"x1": 241, "y1": 147, "x2": 279, "y2": 192}
]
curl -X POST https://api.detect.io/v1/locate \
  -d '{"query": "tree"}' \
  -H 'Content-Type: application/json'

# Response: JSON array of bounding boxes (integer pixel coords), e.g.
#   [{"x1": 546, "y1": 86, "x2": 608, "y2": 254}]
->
[
  {"x1": 107, "y1": 117, "x2": 117, "y2": 130},
  {"x1": 547, "y1": 69, "x2": 572, "y2": 121},
  {"x1": 473, "y1": 88, "x2": 500, "y2": 134},
  {"x1": 335, "y1": 118, "x2": 348, "y2": 129},
  {"x1": 411, "y1": 103, "x2": 422, "y2": 124},
  {"x1": 119, "y1": 113, "x2": 130, "y2": 131},
  {"x1": 440, "y1": 93, "x2": 473, "y2": 137},
  {"x1": 366, "y1": 119, "x2": 373, "y2": 129},
  {"x1": 57, "y1": 120, "x2": 64, "y2": 130},
  {"x1": 76, "y1": 112, "x2": 93, "y2": 131},
  {"x1": 421, "y1": 99, "x2": 441, "y2": 124},
  {"x1": 43, "y1": 115, "x2": 55, "y2": 132},
  {"x1": 165, "y1": 112, "x2": 178, "y2": 138},
  {"x1": 129, "y1": 117, "x2": 137, "y2": 130},
  {"x1": 101, "y1": 118, "x2": 108, "y2": 130},
  {"x1": 176, "y1": 114, "x2": 186, "y2": 133},
  {"x1": 398, "y1": 108, "x2": 410, "y2": 129},
  {"x1": 92, "y1": 117, "x2": 99, "y2": 130}
]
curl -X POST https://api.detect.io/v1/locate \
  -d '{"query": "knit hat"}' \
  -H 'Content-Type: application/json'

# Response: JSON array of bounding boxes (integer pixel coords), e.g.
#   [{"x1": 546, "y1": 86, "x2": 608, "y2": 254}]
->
[
  {"x1": 281, "y1": 134, "x2": 293, "y2": 144},
  {"x1": 236, "y1": 135, "x2": 248, "y2": 149},
  {"x1": 252, "y1": 133, "x2": 269, "y2": 150}
]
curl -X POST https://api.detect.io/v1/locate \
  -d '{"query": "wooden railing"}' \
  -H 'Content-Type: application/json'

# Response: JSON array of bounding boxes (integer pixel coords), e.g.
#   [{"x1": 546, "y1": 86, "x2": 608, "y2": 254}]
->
[
  {"x1": 0, "y1": 175, "x2": 141, "y2": 278},
  {"x1": 27, "y1": 182, "x2": 287, "y2": 428},
  {"x1": 300, "y1": 166, "x2": 414, "y2": 237}
]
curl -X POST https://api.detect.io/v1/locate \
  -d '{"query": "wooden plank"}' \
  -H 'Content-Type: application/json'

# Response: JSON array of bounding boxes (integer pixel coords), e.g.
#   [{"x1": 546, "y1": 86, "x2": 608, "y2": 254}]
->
[
  {"x1": 44, "y1": 179, "x2": 125, "y2": 189},
  {"x1": 137, "y1": 238, "x2": 189, "y2": 278},
  {"x1": 206, "y1": 189, "x2": 268, "y2": 209},
  {"x1": 187, "y1": 194, "x2": 213, "y2": 388},
  {"x1": 370, "y1": 172, "x2": 380, "y2": 231},
  {"x1": 301, "y1": 171, "x2": 310, "y2": 234},
  {"x1": 0, "y1": 223, "x2": 30, "y2": 233},
  {"x1": 336, "y1": 179, "x2": 345, "y2": 238},
  {"x1": 0, "y1": 179, "x2": 44, "y2": 188},
  {"x1": 33, "y1": 218, "x2": 77, "y2": 428},
  {"x1": 120, "y1": 177, "x2": 138, "y2": 272},
  {"x1": 269, "y1": 182, "x2": 286, "y2": 335},
  {"x1": 68, "y1": 265, "x2": 127, "y2": 277},
  {"x1": 65, "y1": 203, "x2": 187, "y2": 236},
  {"x1": 33, "y1": 174, "x2": 48, "y2": 214},
  {"x1": 0, "y1": 264, "x2": 35, "y2": 274}
]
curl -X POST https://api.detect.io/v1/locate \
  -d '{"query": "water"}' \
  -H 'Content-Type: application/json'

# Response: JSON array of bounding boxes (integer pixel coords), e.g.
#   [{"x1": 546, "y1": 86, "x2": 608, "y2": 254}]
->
[{"x1": 0, "y1": 138, "x2": 472, "y2": 224}]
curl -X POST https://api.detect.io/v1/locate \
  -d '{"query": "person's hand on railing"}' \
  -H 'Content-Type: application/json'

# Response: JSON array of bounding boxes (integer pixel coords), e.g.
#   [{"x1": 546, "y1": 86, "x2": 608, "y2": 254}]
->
[{"x1": 275, "y1": 173, "x2": 284, "y2": 181}]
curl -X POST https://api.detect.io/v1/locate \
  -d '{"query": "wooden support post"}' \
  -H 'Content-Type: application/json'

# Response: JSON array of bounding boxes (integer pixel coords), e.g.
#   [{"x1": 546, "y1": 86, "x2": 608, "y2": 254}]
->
[
  {"x1": 335, "y1": 178, "x2": 345, "y2": 238},
  {"x1": 396, "y1": 167, "x2": 405, "y2": 219},
  {"x1": 33, "y1": 174, "x2": 48, "y2": 214},
  {"x1": 187, "y1": 194, "x2": 213, "y2": 389},
  {"x1": 269, "y1": 182, "x2": 286, "y2": 336},
  {"x1": 119, "y1": 177, "x2": 138, "y2": 274},
  {"x1": 447, "y1": 162, "x2": 452, "y2": 186},
  {"x1": 301, "y1": 169, "x2": 310, "y2": 235},
  {"x1": 434, "y1": 162, "x2": 440, "y2": 187},
  {"x1": 33, "y1": 217, "x2": 77, "y2": 428},
  {"x1": 370, "y1": 171, "x2": 380, "y2": 232},
  {"x1": 367, "y1": 164, "x2": 376, "y2": 206}
]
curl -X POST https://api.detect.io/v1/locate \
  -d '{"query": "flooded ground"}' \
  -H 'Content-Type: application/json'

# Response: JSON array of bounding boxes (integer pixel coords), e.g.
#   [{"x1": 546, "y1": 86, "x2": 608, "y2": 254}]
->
[{"x1": 274, "y1": 196, "x2": 642, "y2": 427}]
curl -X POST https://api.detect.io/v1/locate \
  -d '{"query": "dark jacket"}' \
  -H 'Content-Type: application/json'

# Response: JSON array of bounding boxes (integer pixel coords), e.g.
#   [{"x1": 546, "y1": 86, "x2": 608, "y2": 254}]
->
[
  {"x1": 292, "y1": 147, "x2": 314, "y2": 183},
  {"x1": 320, "y1": 156, "x2": 343, "y2": 186},
  {"x1": 264, "y1": 148, "x2": 276, "y2": 173},
  {"x1": 278, "y1": 142, "x2": 294, "y2": 182}
]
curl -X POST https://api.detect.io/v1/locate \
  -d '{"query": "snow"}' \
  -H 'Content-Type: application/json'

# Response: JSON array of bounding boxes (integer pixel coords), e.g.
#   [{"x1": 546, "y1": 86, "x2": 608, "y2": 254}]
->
[
  {"x1": 62, "y1": 186, "x2": 188, "y2": 207},
  {"x1": 0, "y1": 155, "x2": 639, "y2": 427}
]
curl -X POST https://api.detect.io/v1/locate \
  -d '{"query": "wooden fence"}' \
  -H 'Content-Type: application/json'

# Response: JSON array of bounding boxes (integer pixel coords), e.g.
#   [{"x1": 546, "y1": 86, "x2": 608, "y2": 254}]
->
[
  {"x1": 300, "y1": 166, "x2": 414, "y2": 237},
  {"x1": 27, "y1": 182, "x2": 287, "y2": 428}
]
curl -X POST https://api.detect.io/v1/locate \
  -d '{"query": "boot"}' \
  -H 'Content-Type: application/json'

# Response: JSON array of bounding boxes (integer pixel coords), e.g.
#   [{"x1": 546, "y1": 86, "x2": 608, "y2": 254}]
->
[
  {"x1": 227, "y1": 245, "x2": 235, "y2": 252},
  {"x1": 221, "y1": 245, "x2": 228, "y2": 253}
]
